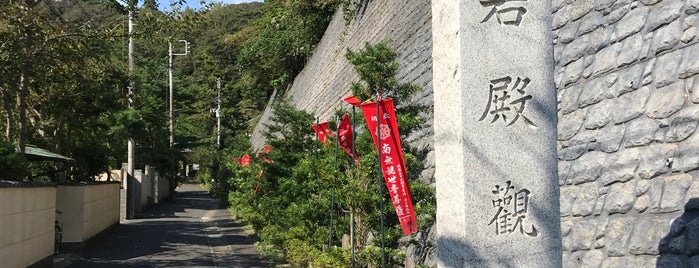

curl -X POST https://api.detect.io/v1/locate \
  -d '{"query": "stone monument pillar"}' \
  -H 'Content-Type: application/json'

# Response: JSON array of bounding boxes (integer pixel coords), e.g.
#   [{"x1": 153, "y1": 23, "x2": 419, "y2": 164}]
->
[{"x1": 432, "y1": 0, "x2": 561, "y2": 267}]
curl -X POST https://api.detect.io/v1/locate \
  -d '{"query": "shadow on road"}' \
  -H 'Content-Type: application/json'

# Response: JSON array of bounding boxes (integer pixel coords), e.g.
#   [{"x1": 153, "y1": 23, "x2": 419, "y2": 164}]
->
[{"x1": 56, "y1": 184, "x2": 269, "y2": 268}]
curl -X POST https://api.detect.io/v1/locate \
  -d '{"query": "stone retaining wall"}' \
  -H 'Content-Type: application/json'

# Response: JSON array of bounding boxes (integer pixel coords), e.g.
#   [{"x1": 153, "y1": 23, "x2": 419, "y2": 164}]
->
[
  {"x1": 250, "y1": 0, "x2": 699, "y2": 266},
  {"x1": 554, "y1": 0, "x2": 699, "y2": 266},
  {"x1": 249, "y1": 0, "x2": 435, "y2": 182},
  {"x1": 249, "y1": 1, "x2": 435, "y2": 266}
]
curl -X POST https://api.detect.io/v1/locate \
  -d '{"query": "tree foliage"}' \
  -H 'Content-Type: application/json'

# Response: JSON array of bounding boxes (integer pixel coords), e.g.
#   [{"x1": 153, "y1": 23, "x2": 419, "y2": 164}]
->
[
  {"x1": 235, "y1": 0, "x2": 338, "y2": 99},
  {"x1": 0, "y1": 1, "x2": 267, "y2": 180},
  {"x1": 0, "y1": 0, "x2": 126, "y2": 179},
  {"x1": 0, "y1": 140, "x2": 27, "y2": 180},
  {"x1": 219, "y1": 42, "x2": 435, "y2": 267},
  {"x1": 0, "y1": 1, "x2": 436, "y2": 267},
  {"x1": 346, "y1": 41, "x2": 427, "y2": 138}
]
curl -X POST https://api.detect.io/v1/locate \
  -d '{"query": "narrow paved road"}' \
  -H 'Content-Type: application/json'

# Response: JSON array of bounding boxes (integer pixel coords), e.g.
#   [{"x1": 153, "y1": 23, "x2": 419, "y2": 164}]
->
[{"x1": 54, "y1": 183, "x2": 269, "y2": 268}]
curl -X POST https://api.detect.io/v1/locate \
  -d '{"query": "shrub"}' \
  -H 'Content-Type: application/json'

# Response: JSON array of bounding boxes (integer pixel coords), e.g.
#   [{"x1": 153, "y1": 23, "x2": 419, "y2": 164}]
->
[{"x1": 0, "y1": 141, "x2": 27, "y2": 180}]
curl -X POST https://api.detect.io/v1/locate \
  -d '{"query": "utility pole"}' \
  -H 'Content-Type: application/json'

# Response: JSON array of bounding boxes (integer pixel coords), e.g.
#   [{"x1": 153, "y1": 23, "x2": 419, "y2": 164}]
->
[
  {"x1": 168, "y1": 40, "x2": 189, "y2": 175},
  {"x1": 126, "y1": 6, "x2": 136, "y2": 220},
  {"x1": 168, "y1": 40, "x2": 189, "y2": 149},
  {"x1": 216, "y1": 78, "x2": 221, "y2": 149}
]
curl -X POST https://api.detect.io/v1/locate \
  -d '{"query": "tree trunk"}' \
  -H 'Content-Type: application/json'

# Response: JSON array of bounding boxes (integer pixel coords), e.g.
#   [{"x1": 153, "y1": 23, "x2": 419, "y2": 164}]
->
[
  {"x1": 0, "y1": 85, "x2": 14, "y2": 141},
  {"x1": 54, "y1": 113, "x2": 65, "y2": 152},
  {"x1": 17, "y1": 71, "x2": 27, "y2": 153},
  {"x1": 17, "y1": 0, "x2": 36, "y2": 153}
]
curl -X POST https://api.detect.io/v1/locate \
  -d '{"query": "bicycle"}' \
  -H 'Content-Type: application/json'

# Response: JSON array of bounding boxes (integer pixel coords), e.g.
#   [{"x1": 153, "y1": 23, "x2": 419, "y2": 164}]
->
[{"x1": 55, "y1": 210, "x2": 62, "y2": 254}]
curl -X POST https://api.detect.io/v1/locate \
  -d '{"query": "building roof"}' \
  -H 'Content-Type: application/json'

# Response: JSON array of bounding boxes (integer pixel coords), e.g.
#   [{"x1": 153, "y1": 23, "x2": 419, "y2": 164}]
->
[{"x1": 21, "y1": 145, "x2": 73, "y2": 162}]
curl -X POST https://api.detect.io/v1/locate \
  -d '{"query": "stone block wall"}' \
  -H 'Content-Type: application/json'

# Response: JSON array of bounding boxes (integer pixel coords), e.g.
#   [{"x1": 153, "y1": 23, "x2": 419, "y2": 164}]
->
[
  {"x1": 553, "y1": 0, "x2": 699, "y2": 266},
  {"x1": 250, "y1": 0, "x2": 699, "y2": 266},
  {"x1": 249, "y1": 1, "x2": 435, "y2": 266},
  {"x1": 250, "y1": 0, "x2": 435, "y2": 181}
]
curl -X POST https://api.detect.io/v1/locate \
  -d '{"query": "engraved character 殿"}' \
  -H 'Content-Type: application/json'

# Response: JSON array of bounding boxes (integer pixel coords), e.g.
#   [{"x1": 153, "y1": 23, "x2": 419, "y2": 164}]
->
[
  {"x1": 479, "y1": 0, "x2": 528, "y2": 26},
  {"x1": 478, "y1": 76, "x2": 537, "y2": 127}
]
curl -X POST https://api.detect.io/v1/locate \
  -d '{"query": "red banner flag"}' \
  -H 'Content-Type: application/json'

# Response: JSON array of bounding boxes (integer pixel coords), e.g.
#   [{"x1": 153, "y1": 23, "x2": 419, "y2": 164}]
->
[
  {"x1": 237, "y1": 154, "x2": 251, "y2": 166},
  {"x1": 254, "y1": 169, "x2": 264, "y2": 193},
  {"x1": 337, "y1": 114, "x2": 359, "y2": 162},
  {"x1": 312, "y1": 122, "x2": 333, "y2": 144},
  {"x1": 361, "y1": 98, "x2": 418, "y2": 235},
  {"x1": 257, "y1": 152, "x2": 273, "y2": 163},
  {"x1": 344, "y1": 95, "x2": 363, "y2": 107}
]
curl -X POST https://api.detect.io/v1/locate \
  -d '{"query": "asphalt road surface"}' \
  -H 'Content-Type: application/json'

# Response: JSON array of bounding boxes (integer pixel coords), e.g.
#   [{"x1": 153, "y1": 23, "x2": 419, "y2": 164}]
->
[{"x1": 54, "y1": 183, "x2": 270, "y2": 268}]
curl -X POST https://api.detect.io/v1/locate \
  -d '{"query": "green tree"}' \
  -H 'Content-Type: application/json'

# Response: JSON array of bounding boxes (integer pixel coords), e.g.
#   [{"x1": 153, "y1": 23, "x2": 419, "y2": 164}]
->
[
  {"x1": 236, "y1": 0, "x2": 339, "y2": 99},
  {"x1": 143, "y1": 0, "x2": 158, "y2": 10},
  {"x1": 346, "y1": 41, "x2": 426, "y2": 137},
  {"x1": 0, "y1": 140, "x2": 27, "y2": 180},
  {"x1": 221, "y1": 41, "x2": 435, "y2": 267},
  {"x1": 0, "y1": 0, "x2": 127, "y2": 179},
  {"x1": 169, "y1": 2, "x2": 265, "y2": 186}
]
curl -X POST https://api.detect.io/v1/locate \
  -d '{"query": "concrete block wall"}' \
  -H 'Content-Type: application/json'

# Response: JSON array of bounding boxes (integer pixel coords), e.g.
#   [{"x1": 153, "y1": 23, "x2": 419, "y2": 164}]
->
[
  {"x1": 141, "y1": 166, "x2": 154, "y2": 207},
  {"x1": 553, "y1": 0, "x2": 699, "y2": 266},
  {"x1": 122, "y1": 166, "x2": 171, "y2": 218},
  {"x1": 155, "y1": 171, "x2": 170, "y2": 203},
  {"x1": 134, "y1": 169, "x2": 143, "y2": 214},
  {"x1": 56, "y1": 182, "x2": 119, "y2": 248},
  {"x1": 138, "y1": 166, "x2": 170, "y2": 206},
  {"x1": 81, "y1": 183, "x2": 119, "y2": 241},
  {"x1": 56, "y1": 185, "x2": 85, "y2": 243},
  {"x1": 0, "y1": 182, "x2": 55, "y2": 268}
]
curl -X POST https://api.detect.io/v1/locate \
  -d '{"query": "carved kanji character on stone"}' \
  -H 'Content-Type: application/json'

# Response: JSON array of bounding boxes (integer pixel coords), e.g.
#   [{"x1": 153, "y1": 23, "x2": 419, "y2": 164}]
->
[
  {"x1": 479, "y1": 76, "x2": 537, "y2": 127},
  {"x1": 488, "y1": 182, "x2": 539, "y2": 237},
  {"x1": 479, "y1": 0, "x2": 528, "y2": 26}
]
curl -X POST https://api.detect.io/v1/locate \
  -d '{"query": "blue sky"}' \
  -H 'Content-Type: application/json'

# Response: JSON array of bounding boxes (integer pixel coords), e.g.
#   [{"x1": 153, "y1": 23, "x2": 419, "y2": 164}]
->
[{"x1": 157, "y1": 0, "x2": 262, "y2": 10}]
